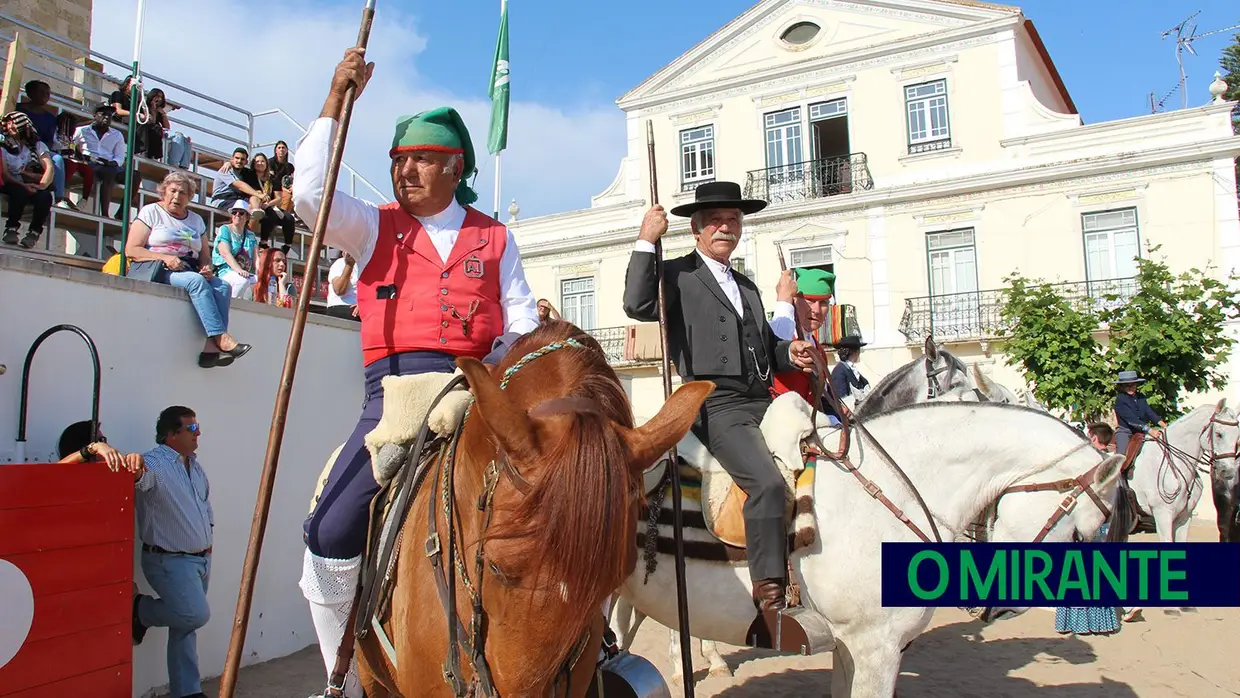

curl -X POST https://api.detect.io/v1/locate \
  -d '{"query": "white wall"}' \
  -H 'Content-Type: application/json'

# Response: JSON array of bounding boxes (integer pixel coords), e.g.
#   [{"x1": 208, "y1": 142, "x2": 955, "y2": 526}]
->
[{"x1": 0, "y1": 253, "x2": 363, "y2": 697}]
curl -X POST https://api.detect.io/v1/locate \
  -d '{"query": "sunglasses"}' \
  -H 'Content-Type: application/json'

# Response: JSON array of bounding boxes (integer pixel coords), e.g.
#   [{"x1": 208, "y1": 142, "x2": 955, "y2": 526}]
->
[{"x1": 185, "y1": 423, "x2": 200, "y2": 434}]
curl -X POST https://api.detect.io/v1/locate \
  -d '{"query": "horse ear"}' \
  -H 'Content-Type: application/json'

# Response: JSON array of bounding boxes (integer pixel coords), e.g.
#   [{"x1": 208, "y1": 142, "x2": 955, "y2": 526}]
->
[
  {"x1": 623, "y1": 380, "x2": 715, "y2": 471},
  {"x1": 924, "y1": 336, "x2": 938, "y2": 362},
  {"x1": 973, "y1": 364, "x2": 991, "y2": 393},
  {"x1": 1092, "y1": 453, "x2": 1126, "y2": 488},
  {"x1": 1217, "y1": 398, "x2": 1226, "y2": 412},
  {"x1": 457, "y1": 357, "x2": 537, "y2": 460}
]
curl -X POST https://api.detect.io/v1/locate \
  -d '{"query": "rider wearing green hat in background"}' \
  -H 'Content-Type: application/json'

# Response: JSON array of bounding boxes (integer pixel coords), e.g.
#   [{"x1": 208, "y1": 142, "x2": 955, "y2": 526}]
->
[{"x1": 770, "y1": 267, "x2": 841, "y2": 424}]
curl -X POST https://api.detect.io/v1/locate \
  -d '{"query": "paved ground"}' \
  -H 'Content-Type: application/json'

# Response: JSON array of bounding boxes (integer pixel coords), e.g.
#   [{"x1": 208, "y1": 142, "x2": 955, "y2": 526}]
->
[{"x1": 196, "y1": 522, "x2": 1240, "y2": 697}]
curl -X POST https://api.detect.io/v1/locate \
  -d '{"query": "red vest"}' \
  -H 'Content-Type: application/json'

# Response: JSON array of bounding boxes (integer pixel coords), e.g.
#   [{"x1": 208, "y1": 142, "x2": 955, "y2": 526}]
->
[
  {"x1": 357, "y1": 204, "x2": 507, "y2": 366},
  {"x1": 770, "y1": 344, "x2": 829, "y2": 402}
]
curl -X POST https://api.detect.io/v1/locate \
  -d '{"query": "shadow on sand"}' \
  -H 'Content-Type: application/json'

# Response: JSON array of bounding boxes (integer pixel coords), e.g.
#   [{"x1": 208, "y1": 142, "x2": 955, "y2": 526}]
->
[{"x1": 708, "y1": 618, "x2": 1139, "y2": 697}]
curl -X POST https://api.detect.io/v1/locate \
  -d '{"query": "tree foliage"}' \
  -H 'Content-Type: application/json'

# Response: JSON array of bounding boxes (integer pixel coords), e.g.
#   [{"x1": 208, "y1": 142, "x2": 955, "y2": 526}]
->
[
  {"x1": 1222, "y1": 31, "x2": 1240, "y2": 109},
  {"x1": 998, "y1": 246, "x2": 1240, "y2": 423}
]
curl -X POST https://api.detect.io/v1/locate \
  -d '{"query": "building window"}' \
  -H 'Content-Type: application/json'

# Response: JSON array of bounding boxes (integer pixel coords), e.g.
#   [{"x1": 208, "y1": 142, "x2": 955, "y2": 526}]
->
[
  {"x1": 680, "y1": 125, "x2": 715, "y2": 192},
  {"x1": 905, "y1": 80, "x2": 951, "y2": 154},
  {"x1": 926, "y1": 229, "x2": 978, "y2": 335},
  {"x1": 1082, "y1": 208, "x2": 1140, "y2": 282},
  {"x1": 730, "y1": 256, "x2": 753, "y2": 280},
  {"x1": 780, "y1": 21, "x2": 821, "y2": 45},
  {"x1": 791, "y1": 245, "x2": 833, "y2": 269},
  {"x1": 560, "y1": 276, "x2": 596, "y2": 331},
  {"x1": 764, "y1": 108, "x2": 803, "y2": 169}
]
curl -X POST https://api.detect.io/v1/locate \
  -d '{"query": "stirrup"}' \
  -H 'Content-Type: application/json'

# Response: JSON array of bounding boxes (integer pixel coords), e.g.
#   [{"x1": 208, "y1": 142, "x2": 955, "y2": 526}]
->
[
  {"x1": 585, "y1": 651, "x2": 671, "y2": 698},
  {"x1": 745, "y1": 605, "x2": 836, "y2": 655}
]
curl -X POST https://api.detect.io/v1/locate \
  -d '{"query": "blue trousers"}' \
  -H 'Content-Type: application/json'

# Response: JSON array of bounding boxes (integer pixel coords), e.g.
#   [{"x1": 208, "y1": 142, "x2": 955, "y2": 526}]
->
[
  {"x1": 137, "y1": 551, "x2": 211, "y2": 698},
  {"x1": 303, "y1": 351, "x2": 458, "y2": 559},
  {"x1": 165, "y1": 271, "x2": 231, "y2": 337}
]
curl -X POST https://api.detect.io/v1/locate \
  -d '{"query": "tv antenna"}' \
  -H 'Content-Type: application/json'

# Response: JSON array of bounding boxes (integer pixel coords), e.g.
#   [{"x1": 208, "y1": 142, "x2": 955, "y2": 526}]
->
[{"x1": 1159, "y1": 11, "x2": 1240, "y2": 111}]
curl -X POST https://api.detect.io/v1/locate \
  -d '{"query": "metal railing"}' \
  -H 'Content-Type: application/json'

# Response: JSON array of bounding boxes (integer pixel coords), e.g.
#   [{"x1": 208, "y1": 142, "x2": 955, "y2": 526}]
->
[
  {"x1": 897, "y1": 277, "x2": 1140, "y2": 343},
  {"x1": 743, "y1": 153, "x2": 873, "y2": 205},
  {"x1": 585, "y1": 326, "x2": 627, "y2": 364},
  {"x1": 251, "y1": 108, "x2": 390, "y2": 204}
]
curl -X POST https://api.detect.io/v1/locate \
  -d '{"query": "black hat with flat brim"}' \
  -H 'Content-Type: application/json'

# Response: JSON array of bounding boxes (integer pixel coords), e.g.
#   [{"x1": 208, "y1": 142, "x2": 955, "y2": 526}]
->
[
  {"x1": 670, "y1": 181, "x2": 768, "y2": 218},
  {"x1": 832, "y1": 335, "x2": 868, "y2": 349}
]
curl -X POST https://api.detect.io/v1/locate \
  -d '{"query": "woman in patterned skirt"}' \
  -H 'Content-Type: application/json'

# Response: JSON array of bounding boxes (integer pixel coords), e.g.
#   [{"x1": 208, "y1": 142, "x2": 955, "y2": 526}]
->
[{"x1": 1055, "y1": 423, "x2": 1123, "y2": 635}]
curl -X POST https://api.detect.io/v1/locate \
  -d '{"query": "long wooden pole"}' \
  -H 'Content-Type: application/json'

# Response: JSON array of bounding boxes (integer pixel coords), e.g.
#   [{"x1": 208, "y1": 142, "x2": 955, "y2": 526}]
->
[
  {"x1": 646, "y1": 120, "x2": 696, "y2": 697},
  {"x1": 217, "y1": 3, "x2": 377, "y2": 695}
]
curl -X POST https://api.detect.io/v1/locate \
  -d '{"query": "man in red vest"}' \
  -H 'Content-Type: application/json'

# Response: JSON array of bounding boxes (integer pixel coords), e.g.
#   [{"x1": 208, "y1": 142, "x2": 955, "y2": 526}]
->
[{"x1": 292, "y1": 48, "x2": 539, "y2": 697}]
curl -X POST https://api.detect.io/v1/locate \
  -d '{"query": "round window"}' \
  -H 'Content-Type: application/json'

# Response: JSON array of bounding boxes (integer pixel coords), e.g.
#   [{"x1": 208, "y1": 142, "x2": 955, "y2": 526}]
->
[{"x1": 781, "y1": 21, "x2": 821, "y2": 46}]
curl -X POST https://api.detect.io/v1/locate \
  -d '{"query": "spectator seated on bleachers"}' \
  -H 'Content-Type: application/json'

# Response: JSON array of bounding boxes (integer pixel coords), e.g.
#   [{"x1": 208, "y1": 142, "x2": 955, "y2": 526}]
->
[
  {"x1": 71, "y1": 103, "x2": 132, "y2": 218},
  {"x1": 14, "y1": 80, "x2": 72, "y2": 210},
  {"x1": 270, "y1": 140, "x2": 295, "y2": 190},
  {"x1": 124, "y1": 171, "x2": 252, "y2": 369},
  {"x1": 211, "y1": 199, "x2": 259, "y2": 298},
  {"x1": 245, "y1": 153, "x2": 295, "y2": 255},
  {"x1": 254, "y1": 246, "x2": 295, "y2": 308},
  {"x1": 209, "y1": 147, "x2": 266, "y2": 224},
  {"x1": 1, "y1": 111, "x2": 55, "y2": 249},
  {"x1": 52, "y1": 112, "x2": 92, "y2": 211}
]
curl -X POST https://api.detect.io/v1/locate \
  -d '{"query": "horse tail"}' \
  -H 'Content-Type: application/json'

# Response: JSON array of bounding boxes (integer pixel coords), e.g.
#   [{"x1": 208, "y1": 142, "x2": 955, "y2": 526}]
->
[{"x1": 1106, "y1": 477, "x2": 1134, "y2": 543}]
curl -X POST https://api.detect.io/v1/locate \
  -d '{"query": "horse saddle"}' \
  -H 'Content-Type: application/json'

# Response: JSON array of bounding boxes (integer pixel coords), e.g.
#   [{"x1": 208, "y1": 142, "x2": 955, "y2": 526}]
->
[
  {"x1": 353, "y1": 374, "x2": 472, "y2": 642},
  {"x1": 1121, "y1": 432, "x2": 1146, "y2": 480}
]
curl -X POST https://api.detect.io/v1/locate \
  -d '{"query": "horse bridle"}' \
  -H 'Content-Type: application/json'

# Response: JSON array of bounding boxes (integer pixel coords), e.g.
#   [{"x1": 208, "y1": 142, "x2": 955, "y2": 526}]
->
[
  {"x1": 993, "y1": 446, "x2": 1112, "y2": 544},
  {"x1": 417, "y1": 340, "x2": 604, "y2": 698},
  {"x1": 924, "y1": 355, "x2": 975, "y2": 401}
]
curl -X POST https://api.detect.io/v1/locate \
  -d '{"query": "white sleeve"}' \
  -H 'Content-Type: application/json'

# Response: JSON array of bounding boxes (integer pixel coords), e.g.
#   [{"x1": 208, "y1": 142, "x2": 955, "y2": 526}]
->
[
  {"x1": 292, "y1": 117, "x2": 380, "y2": 269},
  {"x1": 634, "y1": 240, "x2": 656, "y2": 254},
  {"x1": 768, "y1": 301, "x2": 797, "y2": 340},
  {"x1": 327, "y1": 257, "x2": 345, "y2": 282},
  {"x1": 492, "y1": 227, "x2": 540, "y2": 351}
]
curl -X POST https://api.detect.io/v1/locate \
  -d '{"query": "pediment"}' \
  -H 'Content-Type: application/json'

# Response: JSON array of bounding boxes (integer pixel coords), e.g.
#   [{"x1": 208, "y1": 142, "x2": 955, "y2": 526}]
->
[{"x1": 620, "y1": 0, "x2": 1015, "y2": 106}]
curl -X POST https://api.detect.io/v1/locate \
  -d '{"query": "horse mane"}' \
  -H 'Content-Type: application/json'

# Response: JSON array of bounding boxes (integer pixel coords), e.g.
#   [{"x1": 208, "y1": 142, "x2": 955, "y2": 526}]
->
[
  {"x1": 860, "y1": 399, "x2": 1094, "y2": 446},
  {"x1": 470, "y1": 320, "x2": 637, "y2": 683},
  {"x1": 853, "y1": 359, "x2": 919, "y2": 419}
]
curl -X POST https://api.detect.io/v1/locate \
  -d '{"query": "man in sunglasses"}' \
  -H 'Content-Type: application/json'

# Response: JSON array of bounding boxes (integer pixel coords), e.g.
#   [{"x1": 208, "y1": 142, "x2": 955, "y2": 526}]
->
[{"x1": 130, "y1": 406, "x2": 214, "y2": 698}]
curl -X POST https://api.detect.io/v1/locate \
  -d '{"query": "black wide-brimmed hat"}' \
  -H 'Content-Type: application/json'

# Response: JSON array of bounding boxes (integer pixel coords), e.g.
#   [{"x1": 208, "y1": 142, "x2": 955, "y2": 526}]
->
[
  {"x1": 833, "y1": 335, "x2": 868, "y2": 349},
  {"x1": 1115, "y1": 370, "x2": 1145, "y2": 385},
  {"x1": 670, "y1": 181, "x2": 768, "y2": 217}
]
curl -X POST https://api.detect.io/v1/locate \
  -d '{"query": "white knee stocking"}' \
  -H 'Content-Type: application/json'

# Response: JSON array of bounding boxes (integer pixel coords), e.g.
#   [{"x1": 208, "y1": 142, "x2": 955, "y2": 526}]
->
[{"x1": 300, "y1": 549, "x2": 364, "y2": 698}]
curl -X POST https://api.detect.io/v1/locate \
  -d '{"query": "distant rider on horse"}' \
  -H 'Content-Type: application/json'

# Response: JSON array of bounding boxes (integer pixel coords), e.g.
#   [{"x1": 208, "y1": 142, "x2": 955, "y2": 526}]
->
[
  {"x1": 768, "y1": 267, "x2": 842, "y2": 425},
  {"x1": 292, "y1": 48, "x2": 539, "y2": 697},
  {"x1": 1113, "y1": 370, "x2": 1166, "y2": 458}
]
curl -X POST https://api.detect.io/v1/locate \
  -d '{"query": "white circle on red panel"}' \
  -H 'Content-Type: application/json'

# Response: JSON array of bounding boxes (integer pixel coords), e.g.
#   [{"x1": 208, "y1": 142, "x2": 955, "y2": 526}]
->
[{"x1": 0, "y1": 559, "x2": 35, "y2": 669}]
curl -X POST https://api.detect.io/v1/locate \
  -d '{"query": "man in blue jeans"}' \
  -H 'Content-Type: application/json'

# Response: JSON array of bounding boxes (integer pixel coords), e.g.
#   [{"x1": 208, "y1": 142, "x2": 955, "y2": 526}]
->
[{"x1": 131, "y1": 406, "x2": 213, "y2": 698}]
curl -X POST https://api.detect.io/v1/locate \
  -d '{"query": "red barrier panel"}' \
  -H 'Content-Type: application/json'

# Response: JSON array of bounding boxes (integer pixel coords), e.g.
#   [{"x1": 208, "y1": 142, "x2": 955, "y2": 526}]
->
[{"x1": 0, "y1": 462, "x2": 134, "y2": 697}]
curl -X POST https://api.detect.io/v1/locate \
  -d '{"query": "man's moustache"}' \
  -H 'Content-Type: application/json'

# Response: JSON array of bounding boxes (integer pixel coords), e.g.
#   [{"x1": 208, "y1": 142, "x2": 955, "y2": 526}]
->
[{"x1": 711, "y1": 233, "x2": 736, "y2": 242}]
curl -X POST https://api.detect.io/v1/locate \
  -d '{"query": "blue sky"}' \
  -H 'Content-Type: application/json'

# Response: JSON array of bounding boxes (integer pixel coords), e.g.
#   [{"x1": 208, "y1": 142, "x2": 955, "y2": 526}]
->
[{"x1": 91, "y1": 0, "x2": 1238, "y2": 219}]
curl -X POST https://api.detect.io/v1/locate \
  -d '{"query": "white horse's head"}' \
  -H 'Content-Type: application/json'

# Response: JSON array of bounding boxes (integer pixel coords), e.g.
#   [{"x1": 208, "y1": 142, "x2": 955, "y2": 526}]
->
[{"x1": 974, "y1": 427, "x2": 1128, "y2": 623}]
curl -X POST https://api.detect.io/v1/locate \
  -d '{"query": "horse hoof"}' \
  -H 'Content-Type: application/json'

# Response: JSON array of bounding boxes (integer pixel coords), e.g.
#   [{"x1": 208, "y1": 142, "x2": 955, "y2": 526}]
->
[{"x1": 708, "y1": 666, "x2": 732, "y2": 679}]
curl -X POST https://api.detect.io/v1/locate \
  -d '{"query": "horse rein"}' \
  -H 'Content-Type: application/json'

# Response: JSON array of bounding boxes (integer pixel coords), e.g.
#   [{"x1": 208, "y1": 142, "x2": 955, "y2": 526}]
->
[
  {"x1": 1145, "y1": 408, "x2": 1238, "y2": 508},
  {"x1": 996, "y1": 445, "x2": 1111, "y2": 544}
]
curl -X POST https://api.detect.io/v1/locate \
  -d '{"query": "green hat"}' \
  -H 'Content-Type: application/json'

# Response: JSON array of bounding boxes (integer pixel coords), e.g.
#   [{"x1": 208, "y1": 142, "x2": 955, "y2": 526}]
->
[
  {"x1": 389, "y1": 106, "x2": 478, "y2": 206},
  {"x1": 795, "y1": 268, "x2": 835, "y2": 300}
]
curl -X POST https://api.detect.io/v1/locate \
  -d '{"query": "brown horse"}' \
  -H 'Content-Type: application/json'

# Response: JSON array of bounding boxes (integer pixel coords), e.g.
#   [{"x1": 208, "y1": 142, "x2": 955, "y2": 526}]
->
[{"x1": 356, "y1": 321, "x2": 713, "y2": 697}]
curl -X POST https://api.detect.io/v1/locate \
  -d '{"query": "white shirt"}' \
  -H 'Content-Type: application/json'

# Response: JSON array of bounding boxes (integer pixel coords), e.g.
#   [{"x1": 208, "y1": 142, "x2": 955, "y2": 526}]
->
[
  {"x1": 633, "y1": 240, "x2": 795, "y2": 325},
  {"x1": 72, "y1": 124, "x2": 125, "y2": 163},
  {"x1": 327, "y1": 255, "x2": 359, "y2": 307},
  {"x1": 293, "y1": 117, "x2": 539, "y2": 349}
]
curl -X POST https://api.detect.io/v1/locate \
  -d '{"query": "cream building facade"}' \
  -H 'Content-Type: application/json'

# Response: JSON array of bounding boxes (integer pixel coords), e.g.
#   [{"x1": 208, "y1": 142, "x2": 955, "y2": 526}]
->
[{"x1": 509, "y1": 0, "x2": 1240, "y2": 420}]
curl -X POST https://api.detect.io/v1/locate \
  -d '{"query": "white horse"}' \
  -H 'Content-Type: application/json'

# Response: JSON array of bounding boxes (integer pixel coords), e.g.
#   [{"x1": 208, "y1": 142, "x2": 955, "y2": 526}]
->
[
  {"x1": 852, "y1": 337, "x2": 974, "y2": 419},
  {"x1": 1127, "y1": 401, "x2": 1239, "y2": 542},
  {"x1": 635, "y1": 369, "x2": 1042, "y2": 684},
  {"x1": 613, "y1": 400, "x2": 1125, "y2": 696}
]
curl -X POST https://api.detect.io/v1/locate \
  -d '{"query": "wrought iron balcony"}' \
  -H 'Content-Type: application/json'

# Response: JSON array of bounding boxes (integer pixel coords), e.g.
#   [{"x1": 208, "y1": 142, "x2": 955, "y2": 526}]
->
[
  {"x1": 583, "y1": 325, "x2": 663, "y2": 365},
  {"x1": 898, "y1": 277, "x2": 1139, "y2": 344},
  {"x1": 744, "y1": 154, "x2": 874, "y2": 205}
]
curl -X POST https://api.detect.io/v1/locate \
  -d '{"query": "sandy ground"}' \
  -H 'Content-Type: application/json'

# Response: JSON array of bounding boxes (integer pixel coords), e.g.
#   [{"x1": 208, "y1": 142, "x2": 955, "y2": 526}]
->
[{"x1": 198, "y1": 522, "x2": 1240, "y2": 697}]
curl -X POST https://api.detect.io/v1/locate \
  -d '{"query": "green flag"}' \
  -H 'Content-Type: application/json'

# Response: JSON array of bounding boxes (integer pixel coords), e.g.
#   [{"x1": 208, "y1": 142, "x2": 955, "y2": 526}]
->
[{"x1": 487, "y1": 2, "x2": 509, "y2": 155}]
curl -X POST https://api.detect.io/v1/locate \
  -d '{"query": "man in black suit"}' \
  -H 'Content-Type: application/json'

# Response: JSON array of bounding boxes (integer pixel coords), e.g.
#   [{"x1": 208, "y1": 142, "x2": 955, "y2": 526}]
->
[{"x1": 623, "y1": 181, "x2": 815, "y2": 615}]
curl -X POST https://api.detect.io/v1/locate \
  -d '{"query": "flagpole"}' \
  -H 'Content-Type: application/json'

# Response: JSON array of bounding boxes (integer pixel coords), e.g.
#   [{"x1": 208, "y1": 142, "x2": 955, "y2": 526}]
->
[
  {"x1": 494, "y1": 151, "x2": 501, "y2": 219},
  {"x1": 487, "y1": 0, "x2": 508, "y2": 220}
]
